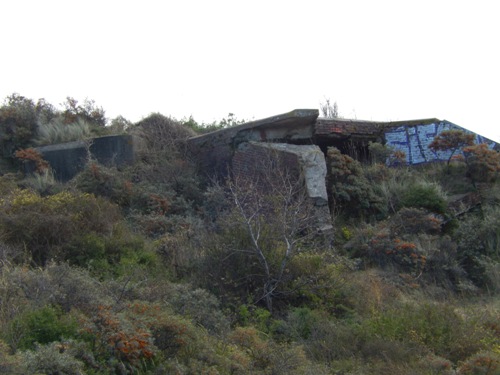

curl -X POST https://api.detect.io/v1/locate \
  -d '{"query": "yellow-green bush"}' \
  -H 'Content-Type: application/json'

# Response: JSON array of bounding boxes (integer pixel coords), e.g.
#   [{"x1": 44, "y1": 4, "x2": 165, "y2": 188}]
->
[
  {"x1": 0, "y1": 189, "x2": 121, "y2": 265},
  {"x1": 361, "y1": 302, "x2": 499, "y2": 364}
]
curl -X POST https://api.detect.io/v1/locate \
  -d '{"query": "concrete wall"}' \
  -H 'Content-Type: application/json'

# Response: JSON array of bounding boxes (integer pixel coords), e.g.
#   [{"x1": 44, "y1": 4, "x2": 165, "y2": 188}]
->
[
  {"x1": 37, "y1": 134, "x2": 135, "y2": 181},
  {"x1": 188, "y1": 109, "x2": 319, "y2": 178}
]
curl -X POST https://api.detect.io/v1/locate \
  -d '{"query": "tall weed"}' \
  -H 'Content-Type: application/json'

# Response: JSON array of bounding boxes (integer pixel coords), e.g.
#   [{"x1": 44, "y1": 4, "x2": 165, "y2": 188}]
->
[{"x1": 35, "y1": 117, "x2": 92, "y2": 146}]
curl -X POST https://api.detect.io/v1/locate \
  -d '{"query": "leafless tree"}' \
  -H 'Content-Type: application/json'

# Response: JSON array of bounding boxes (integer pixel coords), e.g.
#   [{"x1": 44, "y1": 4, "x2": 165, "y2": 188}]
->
[{"x1": 227, "y1": 149, "x2": 317, "y2": 312}]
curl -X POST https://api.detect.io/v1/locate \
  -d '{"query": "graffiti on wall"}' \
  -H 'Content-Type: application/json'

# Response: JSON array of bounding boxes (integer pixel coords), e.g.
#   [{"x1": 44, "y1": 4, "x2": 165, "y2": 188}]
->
[{"x1": 384, "y1": 121, "x2": 496, "y2": 165}]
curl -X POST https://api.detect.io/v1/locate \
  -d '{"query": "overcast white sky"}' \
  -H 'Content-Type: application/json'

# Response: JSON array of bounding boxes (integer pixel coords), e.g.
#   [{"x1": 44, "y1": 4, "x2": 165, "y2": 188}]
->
[{"x1": 1, "y1": 0, "x2": 499, "y2": 141}]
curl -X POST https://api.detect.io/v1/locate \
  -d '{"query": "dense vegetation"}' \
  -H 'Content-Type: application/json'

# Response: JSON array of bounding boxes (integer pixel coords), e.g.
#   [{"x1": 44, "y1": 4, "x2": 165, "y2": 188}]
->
[{"x1": 0, "y1": 94, "x2": 499, "y2": 374}]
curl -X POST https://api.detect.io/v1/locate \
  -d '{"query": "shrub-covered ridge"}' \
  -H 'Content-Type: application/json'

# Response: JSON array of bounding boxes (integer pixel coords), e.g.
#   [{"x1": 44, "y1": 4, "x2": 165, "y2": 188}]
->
[{"x1": 0, "y1": 94, "x2": 499, "y2": 374}]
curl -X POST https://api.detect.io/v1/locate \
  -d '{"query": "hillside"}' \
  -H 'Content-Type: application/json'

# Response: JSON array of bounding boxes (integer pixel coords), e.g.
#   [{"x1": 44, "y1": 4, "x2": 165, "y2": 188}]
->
[{"x1": 0, "y1": 95, "x2": 499, "y2": 374}]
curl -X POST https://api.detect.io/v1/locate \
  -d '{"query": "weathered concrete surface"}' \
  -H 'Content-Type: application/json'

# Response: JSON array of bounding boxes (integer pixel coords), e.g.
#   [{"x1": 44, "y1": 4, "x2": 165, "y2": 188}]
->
[
  {"x1": 188, "y1": 109, "x2": 319, "y2": 177},
  {"x1": 315, "y1": 118, "x2": 385, "y2": 139},
  {"x1": 191, "y1": 109, "x2": 319, "y2": 143},
  {"x1": 37, "y1": 134, "x2": 135, "y2": 181}
]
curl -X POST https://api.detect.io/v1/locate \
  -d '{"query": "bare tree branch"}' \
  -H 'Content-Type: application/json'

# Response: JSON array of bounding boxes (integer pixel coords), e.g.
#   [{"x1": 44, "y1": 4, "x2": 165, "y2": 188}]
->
[{"x1": 226, "y1": 148, "x2": 317, "y2": 312}]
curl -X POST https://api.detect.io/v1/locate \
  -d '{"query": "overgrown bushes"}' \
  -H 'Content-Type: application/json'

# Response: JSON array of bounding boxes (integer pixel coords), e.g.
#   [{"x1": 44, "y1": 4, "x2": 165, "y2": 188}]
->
[
  {"x1": 0, "y1": 95, "x2": 111, "y2": 163},
  {"x1": 361, "y1": 301, "x2": 499, "y2": 363},
  {"x1": 327, "y1": 146, "x2": 386, "y2": 219},
  {"x1": 0, "y1": 189, "x2": 123, "y2": 266},
  {"x1": 0, "y1": 94, "x2": 40, "y2": 158},
  {"x1": 2, "y1": 95, "x2": 500, "y2": 373}
]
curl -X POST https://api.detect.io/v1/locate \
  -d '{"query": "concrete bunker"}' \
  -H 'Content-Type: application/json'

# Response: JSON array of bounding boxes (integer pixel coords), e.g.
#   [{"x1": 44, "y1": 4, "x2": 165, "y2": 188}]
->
[
  {"x1": 28, "y1": 108, "x2": 498, "y2": 232},
  {"x1": 35, "y1": 134, "x2": 135, "y2": 181},
  {"x1": 187, "y1": 109, "x2": 499, "y2": 233}
]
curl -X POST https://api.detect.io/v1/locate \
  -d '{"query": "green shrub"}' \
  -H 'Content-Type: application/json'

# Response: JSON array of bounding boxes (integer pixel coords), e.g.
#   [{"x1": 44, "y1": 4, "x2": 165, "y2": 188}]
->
[
  {"x1": 358, "y1": 337, "x2": 424, "y2": 368},
  {"x1": 368, "y1": 141, "x2": 394, "y2": 164},
  {"x1": 0, "y1": 94, "x2": 38, "y2": 158},
  {"x1": 6, "y1": 305, "x2": 78, "y2": 351},
  {"x1": 455, "y1": 206, "x2": 500, "y2": 287},
  {"x1": 241, "y1": 306, "x2": 275, "y2": 334},
  {"x1": 345, "y1": 219, "x2": 429, "y2": 276},
  {"x1": 327, "y1": 146, "x2": 387, "y2": 219},
  {"x1": 107, "y1": 115, "x2": 132, "y2": 134},
  {"x1": 377, "y1": 166, "x2": 416, "y2": 214},
  {"x1": 64, "y1": 233, "x2": 108, "y2": 272},
  {"x1": 400, "y1": 181, "x2": 448, "y2": 214},
  {"x1": 368, "y1": 141, "x2": 406, "y2": 166},
  {"x1": 75, "y1": 157, "x2": 203, "y2": 224},
  {"x1": 421, "y1": 235, "x2": 469, "y2": 290},
  {"x1": 285, "y1": 307, "x2": 320, "y2": 340},
  {"x1": 198, "y1": 221, "x2": 348, "y2": 314},
  {"x1": 286, "y1": 253, "x2": 353, "y2": 314},
  {"x1": 429, "y1": 161, "x2": 473, "y2": 194},
  {"x1": 73, "y1": 162, "x2": 138, "y2": 208},
  {"x1": 129, "y1": 114, "x2": 199, "y2": 192},
  {"x1": 110, "y1": 233, "x2": 159, "y2": 277},
  {"x1": 196, "y1": 225, "x2": 258, "y2": 308},
  {"x1": 167, "y1": 285, "x2": 230, "y2": 335},
  {"x1": 182, "y1": 113, "x2": 245, "y2": 134},
  {"x1": 65, "y1": 225, "x2": 156, "y2": 278}
]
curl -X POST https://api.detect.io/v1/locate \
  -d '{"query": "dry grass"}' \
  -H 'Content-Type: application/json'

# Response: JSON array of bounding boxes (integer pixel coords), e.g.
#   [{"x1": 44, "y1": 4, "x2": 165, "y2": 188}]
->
[{"x1": 35, "y1": 118, "x2": 91, "y2": 145}]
